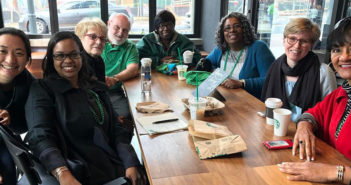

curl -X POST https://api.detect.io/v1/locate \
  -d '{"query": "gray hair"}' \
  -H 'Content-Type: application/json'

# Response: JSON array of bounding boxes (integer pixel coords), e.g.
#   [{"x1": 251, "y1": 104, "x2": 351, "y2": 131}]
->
[{"x1": 109, "y1": 12, "x2": 131, "y2": 25}]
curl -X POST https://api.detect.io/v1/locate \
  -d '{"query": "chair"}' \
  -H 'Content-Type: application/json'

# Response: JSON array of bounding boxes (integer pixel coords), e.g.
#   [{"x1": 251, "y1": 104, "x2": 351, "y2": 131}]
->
[{"x1": 0, "y1": 124, "x2": 58, "y2": 185}]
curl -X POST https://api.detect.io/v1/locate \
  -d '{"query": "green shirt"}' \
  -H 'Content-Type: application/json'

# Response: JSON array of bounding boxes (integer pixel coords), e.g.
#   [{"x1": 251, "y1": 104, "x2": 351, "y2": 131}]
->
[{"x1": 102, "y1": 40, "x2": 139, "y2": 90}]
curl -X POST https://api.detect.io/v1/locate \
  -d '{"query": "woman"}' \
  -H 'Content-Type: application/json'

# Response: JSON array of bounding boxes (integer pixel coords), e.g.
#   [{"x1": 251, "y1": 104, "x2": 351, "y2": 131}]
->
[
  {"x1": 75, "y1": 17, "x2": 107, "y2": 83},
  {"x1": 261, "y1": 18, "x2": 337, "y2": 122},
  {"x1": 25, "y1": 32, "x2": 144, "y2": 185},
  {"x1": 0, "y1": 27, "x2": 34, "y2": 184},
  {"x1": 278, "y1": 17, "x2": 351, "y2": 184},
  {"x1": 206, "y1": 12, "x2": 275, "y2": 99},
  {"x1": 136, "y1": 9, "x2": 201, "y2": 68}
]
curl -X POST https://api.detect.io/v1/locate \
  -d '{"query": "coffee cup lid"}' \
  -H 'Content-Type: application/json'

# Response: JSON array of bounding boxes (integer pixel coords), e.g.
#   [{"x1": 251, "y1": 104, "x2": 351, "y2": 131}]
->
[{"x1": 265, "y1": 98, "x2": 283, "y2": 108}]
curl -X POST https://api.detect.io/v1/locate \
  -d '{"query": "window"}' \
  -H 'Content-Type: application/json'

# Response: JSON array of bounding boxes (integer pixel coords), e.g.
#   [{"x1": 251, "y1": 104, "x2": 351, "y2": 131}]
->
[
  {"x1": 108, "y1": 0, "x2": 149, "y2": 34},
  {"x1": 256, "y1": 0, "x2": 335, "y2": 57},
  {"x1": 1, "y1": 0, "x2": 50, "y2": 35},
  {"x1": 227, "y1": 0, "x2": 244, "y2": 14}
]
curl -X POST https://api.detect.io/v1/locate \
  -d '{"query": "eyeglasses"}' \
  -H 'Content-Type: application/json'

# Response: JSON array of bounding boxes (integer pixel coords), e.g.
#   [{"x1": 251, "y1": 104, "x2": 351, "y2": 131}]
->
[
  {"x1": 223, "y1": 24, "x2": 242, "y2": 32},
  {"x1": 84, "y1": 33, "x2": 107, "y2": 43},
  {"x1": 159, "y1": 22, "x2": 174, "y2": 30},
  {"x1": 286, "y1": 36, "x2": 311, "y2": 47},
  {"x1": 53, "y1": 52, "x2": 82, "y2": 61}
]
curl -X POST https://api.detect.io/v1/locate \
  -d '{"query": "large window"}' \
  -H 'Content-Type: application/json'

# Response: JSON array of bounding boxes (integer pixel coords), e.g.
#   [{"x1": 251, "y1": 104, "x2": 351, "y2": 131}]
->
[{"x1": 0, "y1": 0, "x2": 199, "y2": 37}]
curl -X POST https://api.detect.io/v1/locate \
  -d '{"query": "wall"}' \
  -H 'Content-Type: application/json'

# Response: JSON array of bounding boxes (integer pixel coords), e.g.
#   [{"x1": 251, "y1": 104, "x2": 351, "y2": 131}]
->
[{"x1": 201, "y1": 0, "x2": 221, "y2": 53}]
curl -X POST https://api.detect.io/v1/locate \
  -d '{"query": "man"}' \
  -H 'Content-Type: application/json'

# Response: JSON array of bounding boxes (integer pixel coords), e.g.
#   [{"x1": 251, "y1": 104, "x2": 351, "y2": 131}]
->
[
  {"x1": 136, "y1": 10, "x2": 201, "y2": 69},
  {"x1": 102, "y1": 13, "x2": 139, "y2": 130}
]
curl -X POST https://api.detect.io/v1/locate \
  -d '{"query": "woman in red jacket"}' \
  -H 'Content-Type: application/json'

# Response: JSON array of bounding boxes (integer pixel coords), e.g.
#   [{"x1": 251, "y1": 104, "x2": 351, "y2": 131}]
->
[{"x1": 278, "y1": 17, "x2": 351, "y2": 184}]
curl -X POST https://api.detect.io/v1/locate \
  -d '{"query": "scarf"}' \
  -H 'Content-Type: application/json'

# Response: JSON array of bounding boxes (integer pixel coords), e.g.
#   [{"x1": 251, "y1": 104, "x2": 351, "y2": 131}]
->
[
  {"x1": 336, "y1": 81, "x2": 351, "y2": 138},
  {"x1": 261, "y1": 51, "x2": 321, "y2": 112}
]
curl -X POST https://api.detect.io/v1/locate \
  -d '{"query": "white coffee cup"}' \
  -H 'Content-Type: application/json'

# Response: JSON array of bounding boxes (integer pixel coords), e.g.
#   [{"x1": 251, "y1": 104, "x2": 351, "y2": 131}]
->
[
  {"x1": 264, "y1": 98, "x2": 283, "y2": 125},
  {"x1": 273, "y1": 108, "x2": 292, "y2": 136},
  {"x1": 183, "y1": 50, "x2": 194, "y2": 64}
]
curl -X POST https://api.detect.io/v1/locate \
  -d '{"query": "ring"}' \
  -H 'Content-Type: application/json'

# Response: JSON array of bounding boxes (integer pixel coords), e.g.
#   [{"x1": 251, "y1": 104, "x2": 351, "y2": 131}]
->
[{"x1": 299, "y1": 141, "x2": 303, "y2": 145}]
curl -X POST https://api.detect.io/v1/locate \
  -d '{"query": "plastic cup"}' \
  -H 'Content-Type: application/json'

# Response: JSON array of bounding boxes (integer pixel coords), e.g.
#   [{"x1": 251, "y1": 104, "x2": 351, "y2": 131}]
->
[
  {"x1": 264, "y1": 98, "x2": 283, "y2": 125},
  {"x1": 189, "y1": 97, "x2": 207, "y2": 120},
  {"x1": 176, "y1": 65, "x2": 188, "y2": 80},
  {"x1": 273, "y1": 108, "x2": 292, "y2": 136},
  {"x1": 183, "y1": 50, "x2": 194, "y2": 64}
]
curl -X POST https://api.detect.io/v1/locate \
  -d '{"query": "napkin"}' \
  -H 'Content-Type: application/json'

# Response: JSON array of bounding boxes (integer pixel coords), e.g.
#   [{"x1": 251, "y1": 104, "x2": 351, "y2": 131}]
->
[{"x1": 136, "y1": 101, "x2": 172, "y2": 113}]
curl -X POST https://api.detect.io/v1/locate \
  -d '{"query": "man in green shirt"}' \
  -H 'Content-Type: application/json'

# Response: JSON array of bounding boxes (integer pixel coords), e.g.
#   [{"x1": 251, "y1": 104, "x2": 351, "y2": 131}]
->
[{"x1": 101, "y1": 13, "x2": 139, "y2": 128}]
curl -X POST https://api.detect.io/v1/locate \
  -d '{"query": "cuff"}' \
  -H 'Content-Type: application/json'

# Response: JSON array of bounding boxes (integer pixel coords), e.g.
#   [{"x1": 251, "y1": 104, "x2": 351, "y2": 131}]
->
[
  {"x1": 239, "y1": 79, "x2": 245, "y2": 88},
  {"x1": 39, "y1": 147, "x2": 67, "y2": 172},
  {"x1": 116, "y1": 143, "x2": 140, "y2": 169},
  {"x1": 296, "y1": 113, "x2": 318, "y2": 130}
]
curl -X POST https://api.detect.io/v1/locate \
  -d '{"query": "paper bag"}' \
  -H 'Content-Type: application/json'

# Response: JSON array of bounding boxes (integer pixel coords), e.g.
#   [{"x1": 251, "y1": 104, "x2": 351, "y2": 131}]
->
[
  {"x1": 136, "y1": 101, "x2": 172, "y2": 113},
  {"x1": 188, "y1": 120, "x2": 232, "y2": 139},
  {"x1": 193, "y1": 135, "x2": 247, "y2": 159},
  {"x1": 136, "y1": 113, "x2": 187, "y2": 135}
]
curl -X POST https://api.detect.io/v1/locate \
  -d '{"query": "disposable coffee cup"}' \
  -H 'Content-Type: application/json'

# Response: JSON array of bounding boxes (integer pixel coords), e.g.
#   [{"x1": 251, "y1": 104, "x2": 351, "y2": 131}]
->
[
  {"x1": 141, "y1": 58, "x2": 152, "y2": 67},
  {"x1": 183, "y1": 50, "x2": 194, "y2": 64},
  {"x1": 273, "y1": 108, "x2": 292, "y2": 136},
  {"x1": 176, "y1": 65, "x2": 188, "y2": 80},
  {"x1": 189, "y1": 97, "x2": 207, "y2": 120},
  {"x1": 264, "y1": 98, "x2": 283, "y2": 125}
]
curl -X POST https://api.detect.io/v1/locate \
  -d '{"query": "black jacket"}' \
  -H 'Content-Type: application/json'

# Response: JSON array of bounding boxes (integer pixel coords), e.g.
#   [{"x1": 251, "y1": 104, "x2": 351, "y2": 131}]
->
[
  {"x1": 85, "y1": 51, "x2": 106, "y2": 83},
  {"x1": 25, "y1": 76, "x2": 139, "y2": 185},
  {"x1": 0, "y1": 69, "x2": 34, "y2": 134}
]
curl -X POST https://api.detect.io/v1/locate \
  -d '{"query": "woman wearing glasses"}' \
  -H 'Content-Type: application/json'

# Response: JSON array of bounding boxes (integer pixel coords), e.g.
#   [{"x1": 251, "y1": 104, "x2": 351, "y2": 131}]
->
[
  {"x1": 137, "y1": 10, "x2": 201, "y2": 68},
  {"x1": 261, "y1": 18, "x2": 337, "y2": 122},
  {"x1": 75, "y1": 17, "x2": 107, "y2": 83},
  {"x1": 278, "y1": 17, "x2": 351, "y2": 184},
  {"x1": 206, "y1": 12, "x2": 275, "y2": 99},
  {"x1": 25, "y1": 32, "x2": 145, "y2": 185},
  {"x1": 0, "y1": 28, "x2": 34, "y2": 184}
]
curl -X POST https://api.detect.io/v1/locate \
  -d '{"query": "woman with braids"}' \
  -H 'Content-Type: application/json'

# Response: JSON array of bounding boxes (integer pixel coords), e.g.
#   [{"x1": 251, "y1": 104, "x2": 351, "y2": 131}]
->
[{"x1": 206, "y1": 12, "x2": 275, "y2": 99}]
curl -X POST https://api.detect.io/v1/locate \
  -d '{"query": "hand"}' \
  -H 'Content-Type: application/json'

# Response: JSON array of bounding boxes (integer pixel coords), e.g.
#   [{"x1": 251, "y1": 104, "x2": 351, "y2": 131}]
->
[
  {"x1": 221, "y1": 79, "x2": 243, "y2": 89},
  {"x1": 125, "y1": 167, "x2": 146, "y2": 185},
  {"x1": 160, "y1": 56, "x2": 175, "y2": 63},
  {"x1": 0, "y1": 173, "x2": 2, "y2": 184},
  {"x1": 0, "y1": 109, "x2": 10, "y2": 126},
  {"x1": 292, "y1": 121, "x2": 316, "y2": 161},
  {"x1": 58, "y1": 170, "x2": 82, "y2": 185},
  {"x1": 105, "y1": 76, "x2": 119, "y2": 87},
  {"x1": 278, "y1": 162, "x2": 337, "y2": 183}
]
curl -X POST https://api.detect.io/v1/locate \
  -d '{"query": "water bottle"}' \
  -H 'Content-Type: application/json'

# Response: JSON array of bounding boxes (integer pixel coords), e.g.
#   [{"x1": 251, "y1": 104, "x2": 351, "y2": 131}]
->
[{"x1": 141, "y1": 58, "x2": 152, "y2": 95}]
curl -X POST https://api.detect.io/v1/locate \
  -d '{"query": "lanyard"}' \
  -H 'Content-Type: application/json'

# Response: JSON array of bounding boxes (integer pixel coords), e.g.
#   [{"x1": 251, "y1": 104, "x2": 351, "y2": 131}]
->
[{"x1": 223, "y1": 49, "x2": 243, "y2": 76}]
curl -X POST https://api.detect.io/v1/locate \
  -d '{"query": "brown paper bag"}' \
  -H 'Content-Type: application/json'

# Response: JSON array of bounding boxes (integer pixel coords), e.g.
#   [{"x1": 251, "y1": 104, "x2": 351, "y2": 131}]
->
[
  {"x1": 188, "y1": 120, "x2": 232, "y2": 139},
  {"x1": 136, "y1": 101, "x2": 172, "y2": 113},
  {"x1": 193, "y1": 135, "x2": 247, "y2": 159}
]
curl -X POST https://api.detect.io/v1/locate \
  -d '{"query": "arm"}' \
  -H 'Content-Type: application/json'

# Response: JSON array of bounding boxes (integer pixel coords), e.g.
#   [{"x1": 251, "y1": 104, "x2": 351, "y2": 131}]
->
[
  {"x1": 136, "y1": 35, "x2": 161, "y2": 69},
  {"x1": 206, "y1": 47, "x2": 222, "y2": 69},
  {"x1": 242, "y1": 41, "x2": 275, "y2": 98}
]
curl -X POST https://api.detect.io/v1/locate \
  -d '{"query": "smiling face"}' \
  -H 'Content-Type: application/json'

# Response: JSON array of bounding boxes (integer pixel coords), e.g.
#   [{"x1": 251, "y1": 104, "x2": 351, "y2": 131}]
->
[
  {"x1": 108, "y1": 14, "x2": 130, "y2": 45},
  {"x1": 53, "y1": 39, "x2": 82, "y2": 86},
  {"x1": 283, "y1": 31, "x2": 313, "y2": 64},
  {"x1": 331, "y1": 43, "x2": 351, "y2": 83},
  {"x1": 223, "y1": 17, "x2": 243, "y2": 50},
  {"x1": 0, "y1": 34, "x2": 28, "y2": 85},
  {"x1": 157, "y1": 21, "x2": 175, "y2": 41},
  {"x1": 81, "y1": 28, "x2": 106, "y2": 57}
]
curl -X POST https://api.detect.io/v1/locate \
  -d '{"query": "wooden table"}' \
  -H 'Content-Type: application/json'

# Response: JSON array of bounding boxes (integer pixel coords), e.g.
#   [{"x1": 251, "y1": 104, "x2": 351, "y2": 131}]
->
[{"x1": 124, "y1": 72, "x2": 351, "y2": 185}]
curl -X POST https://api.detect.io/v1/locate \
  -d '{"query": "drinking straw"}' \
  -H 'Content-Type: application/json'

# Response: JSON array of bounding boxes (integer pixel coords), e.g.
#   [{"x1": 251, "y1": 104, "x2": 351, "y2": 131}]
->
[
  {"x1": 196, "y1": 72, "x2": 199, "y2": 101},
  {"x1": 177, "y1": 47, "x2": 183, "y2": 65}
]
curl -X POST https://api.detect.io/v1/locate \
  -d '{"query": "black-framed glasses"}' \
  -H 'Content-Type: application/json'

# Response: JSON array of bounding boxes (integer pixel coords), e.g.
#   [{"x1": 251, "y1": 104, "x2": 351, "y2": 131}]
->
[
  {"x1": 159, "y1": 22, "x2": 174, "y2": 30},
  {"x1": 223, "y1": 24, "x2": 242, "y2": 32},
  {"x1": 84, "y1": 33, "x2": 107, "y2": 43},
  {"x1": 53, "y1": 52, "x2": 82, "y2": 61},
  {"x1": 286, "y1": 36, "x2": 311, "y2": 47}
]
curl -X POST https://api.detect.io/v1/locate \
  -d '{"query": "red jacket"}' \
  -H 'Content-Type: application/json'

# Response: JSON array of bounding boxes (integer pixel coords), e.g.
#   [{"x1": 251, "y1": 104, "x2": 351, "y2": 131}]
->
[{"x1": 306, "y1": 86, "x2": 351, "y2": 160}]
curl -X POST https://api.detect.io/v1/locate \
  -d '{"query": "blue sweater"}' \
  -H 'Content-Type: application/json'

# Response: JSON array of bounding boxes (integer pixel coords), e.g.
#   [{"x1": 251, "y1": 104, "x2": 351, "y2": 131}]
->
[{"x1": 206, "y1": 40, "x2": 275, "y2": 98}]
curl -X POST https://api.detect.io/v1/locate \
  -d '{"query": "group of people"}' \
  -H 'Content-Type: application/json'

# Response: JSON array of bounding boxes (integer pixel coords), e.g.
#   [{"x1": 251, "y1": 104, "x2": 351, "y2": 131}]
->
[{"x1": 0, "y1": 7, "x2": 351, "y2": 185}]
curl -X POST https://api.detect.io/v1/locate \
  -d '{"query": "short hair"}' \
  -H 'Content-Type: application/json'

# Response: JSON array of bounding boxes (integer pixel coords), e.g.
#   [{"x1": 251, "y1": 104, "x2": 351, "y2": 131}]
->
[
  {"x1": 75, "y1": 17, "x2": 107, "y2": 38},
  {"x1": 283, "y1": 18, "x2": 321, "y2": 45},
  {"x1": 327, "y1": 17, "x2": 351, "y2": 52},
  {"x1": 0, "y1": 27, "x2": 31, "y2": 61},
  {"x1": 42, "y1": 31, "x2": 91, "y2": 87},
  {"x1": 109, "y1": 12, "x2": 131, "y2": 24},
  {"x1": 154, "y1": 10, "x2": 176, "y2": 31},
  {"x1": 215, "y1": 12, "x2": 256, "y2": 52}
]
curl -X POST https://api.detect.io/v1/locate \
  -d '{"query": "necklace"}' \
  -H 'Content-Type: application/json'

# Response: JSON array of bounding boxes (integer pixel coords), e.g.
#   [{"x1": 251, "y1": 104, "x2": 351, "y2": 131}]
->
[
  {"x1": 87, "y1": 90, "x2": 105, "y2": 125},
  {"x1": 223, "y1": 49, "x2": 244, "y2": 76}
]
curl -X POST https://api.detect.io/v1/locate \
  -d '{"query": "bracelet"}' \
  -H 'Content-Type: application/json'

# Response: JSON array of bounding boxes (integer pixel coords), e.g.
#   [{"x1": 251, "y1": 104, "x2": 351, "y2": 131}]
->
[
  {"x1": 54, "y1": 166, "x2": 69, "y2": 180},
  {"x1": 337, "y1": 165, "x2": 345, "y2": 183}
]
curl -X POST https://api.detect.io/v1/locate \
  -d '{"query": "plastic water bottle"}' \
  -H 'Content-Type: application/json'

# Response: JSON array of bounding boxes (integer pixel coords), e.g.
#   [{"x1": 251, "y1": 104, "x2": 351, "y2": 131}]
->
[{"x1": 141, "y1": 58, "x2": 152, "y2": 95}]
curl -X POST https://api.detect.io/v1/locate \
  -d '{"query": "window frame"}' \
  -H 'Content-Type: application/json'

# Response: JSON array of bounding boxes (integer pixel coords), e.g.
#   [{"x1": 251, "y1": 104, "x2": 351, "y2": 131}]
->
[{"x1": 0, "y1": 0, "x2": 201, "y2": 39}]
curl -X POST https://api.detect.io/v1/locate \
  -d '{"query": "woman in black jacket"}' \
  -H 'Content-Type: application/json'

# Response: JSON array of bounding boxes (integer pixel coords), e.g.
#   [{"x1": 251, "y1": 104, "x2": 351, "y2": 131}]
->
[
  {"x1": 0, "y1": 27, "x2": 34, "y2": 184},
  {"x1": 25, "y1": 31, "x2": 144, "y2": 185}
]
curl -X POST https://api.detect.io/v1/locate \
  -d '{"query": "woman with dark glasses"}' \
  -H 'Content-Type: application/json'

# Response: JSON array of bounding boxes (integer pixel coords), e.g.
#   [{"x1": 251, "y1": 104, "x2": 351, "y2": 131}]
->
[{"x1": 262, "y1": 18, "x2": 337, "y2": 122}]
